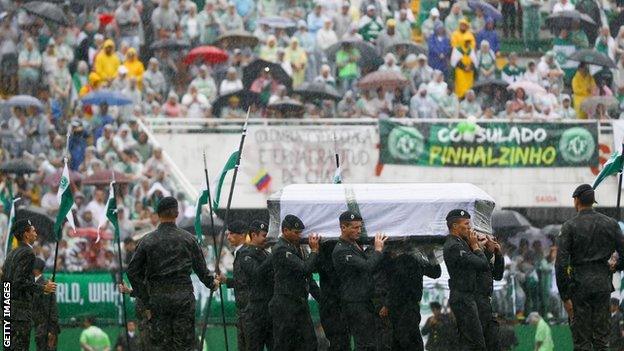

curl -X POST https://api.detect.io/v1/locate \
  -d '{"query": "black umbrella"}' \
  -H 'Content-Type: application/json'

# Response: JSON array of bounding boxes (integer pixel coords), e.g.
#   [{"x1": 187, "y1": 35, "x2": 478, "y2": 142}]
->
[
  {"x1": 179, "y1": 215, "x2": 224, "y2": 238},
  {"x1": 293, "y1": 82, "x2": 342, "y2": 102},
  {"x1": 384, "y1": 41, "x2": 428, "y2": 56},
  {"x1": 267, "y1": 98, "x2": 304, "y2": 117},
  {"x1": 491, "y1": 210, "x2": 532, "y2": 236},
  {"x1": 15, "y1": 207, "x2": 55, "y2": 242},
  {"x1": 0, "y1": 159, "x2": 37, "y2": 174},
  {"x1": 569, "y1": 49, "x2": 616, "y2": 68},
  {"x1": 472, "y1": 78, "x2": 509, "y2": 91},
  {"x1": 325, "y1": 39, "x2": 383, "y2": 70},
  {"x1": 22, "y1": 1, "x2": 69, "y2": 25},
  {"x1": 150, "y1": 39, "x2": 191, "y2": 51},
  {"x1": 242, "y1": 59, "x2": 292, "y2": 89},
  {"x1": 215, "y1": 30, "x2": 259, "y2": 49},
  {"x1": 212, "y1": 90, "x2": 263, "y2": 117},
  {"x1": 545, "y1": 10, "x2": 597, "y2": 35}
]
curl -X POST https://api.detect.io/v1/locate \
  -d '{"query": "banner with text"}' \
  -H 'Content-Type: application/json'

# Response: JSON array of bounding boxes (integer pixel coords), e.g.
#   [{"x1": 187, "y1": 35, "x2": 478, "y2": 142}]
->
[{"x1": 379, "y1": 120, "x2": 599, "y2": 167}]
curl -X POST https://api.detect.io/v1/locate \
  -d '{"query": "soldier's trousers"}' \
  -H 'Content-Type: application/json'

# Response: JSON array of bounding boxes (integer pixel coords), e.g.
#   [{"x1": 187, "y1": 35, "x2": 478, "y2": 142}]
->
[
  {"x1": 571, "y1": 291, "x2": 610, "y2": 351},
  {"x1": 319, "y1": 295, "x2": 350, "y2": 351},
  {"x1": 243, "y1": 300, "x2": 272, "y2": 351},
  {"x1": 449, "y1": 291, "x2": 486, "y2": 351},
  {"x1": 389, "y1": 304, "x2": 424, "y2": 351},
  {"x1": 236, "y1": 310, "x2": 247, "y2": 351},
  {"x1": 269, "y1": 295, "x2": 317, "y2": 351},
  {"x1": 475, "y1": 294, "x2": 501, "y2": 351},
  {"x1": 343, "y1": 301, "x2": 377, "y2": 351},
  {"x1": 35, "y1": 323, "x2": 59, "y2": 351},
  {"x1": 149, "y1": 288, "x2": 196, "y2": 351},
  {"x1": 7, "y1": 320, "x2": 30, "y2": 351}
]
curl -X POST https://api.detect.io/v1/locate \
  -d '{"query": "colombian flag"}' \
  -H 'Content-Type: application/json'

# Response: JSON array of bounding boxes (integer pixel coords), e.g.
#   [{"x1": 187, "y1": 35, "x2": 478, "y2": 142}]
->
[{"x1": 252, "y1": 169, "x2": 272, "y2": 192}]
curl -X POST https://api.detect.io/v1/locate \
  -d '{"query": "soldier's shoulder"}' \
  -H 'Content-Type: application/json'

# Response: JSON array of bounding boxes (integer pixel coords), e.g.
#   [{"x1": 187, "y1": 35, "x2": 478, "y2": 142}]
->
[{"x1": 332, "y1": 240, "x2": 350, "y2": 254}]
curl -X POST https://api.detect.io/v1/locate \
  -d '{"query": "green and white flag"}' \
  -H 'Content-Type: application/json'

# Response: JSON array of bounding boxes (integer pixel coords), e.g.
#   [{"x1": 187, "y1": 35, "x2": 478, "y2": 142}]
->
[
  {"x1": 54, "y1": 161, "x2": 76, "y2": 240},
  {"x1": 592, "y1": 152, "x2": 624, "y2": 189},
  {"x1": 97, "y1": 181, "x2": 119, "y2": 243},
  {"x1": 194, "y1": 183, "x2": 211, "y2": 243},
  {"x1": 212, "y1": 151, "x2": 240, "y2": 210},
  {"x1": 4, "y1": 197, "x2": 20, "y2": 256}
]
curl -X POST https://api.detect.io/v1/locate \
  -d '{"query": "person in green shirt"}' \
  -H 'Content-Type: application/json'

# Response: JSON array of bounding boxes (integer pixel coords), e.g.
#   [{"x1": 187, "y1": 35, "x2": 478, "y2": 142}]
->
[
  {"x1": 528, "y1": 312, "x2": 554, "y2": 351},
  {"x1": 79, "y1": 316, "x2": 111, "y2": 351},
  {"x1": 336, "y1": 43, "x2": 361, "y2": 93}
]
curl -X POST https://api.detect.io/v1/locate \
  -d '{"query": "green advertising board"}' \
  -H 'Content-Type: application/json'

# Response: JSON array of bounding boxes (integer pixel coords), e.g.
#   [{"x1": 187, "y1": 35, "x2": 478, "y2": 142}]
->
[{"x1": 379, "y1": 120, "x2": 599, "y2": 167}]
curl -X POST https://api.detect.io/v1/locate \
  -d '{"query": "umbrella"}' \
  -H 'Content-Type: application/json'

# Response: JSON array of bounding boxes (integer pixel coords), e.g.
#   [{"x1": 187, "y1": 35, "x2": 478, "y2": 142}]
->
[
  {"x1": 243, "y1": 59, "x2": 293, "y2": 89},
  {"x1": 267, "y1": 98, "x2": 304, "y2": 115},
  {"x1": 150, "y1": 39, "x2": 191, "y2": 51},
  {"x1": 4, "y1": 95, "x2": 44, "y2": 110},
  {"x1": 384, "y1": 41, "x2": 428, "y2": 56},
  {"x1": 541, "y1": 224, "x2": 562, "y2": 238},
  {"x1": 468, "y1": 0, "x2": 502, "y2": 21},
  {"x1": 357, "y1": 71, "x2": 409, "y2": 90},
  {"x1": 22, "y1": 1, "x2": 68, "y2": 25},
  {"x1": 325, "y1": 39, "x2": 383, "y2": 70},
  {"x1": 545, "y1": 10, "x2": 597, "y2": 34},
  {"x1": 293, "y1": 82, "x2": 342, "y2": 101},
  {"x1": 15, "y1": 207, "x2": 55, "y2": 241},
  {"x1": 257, "y1": 16, "x2": 297, "y2": 29},
  {"x1": 0, "y1": 159, "x2": 37, "y2": 174},
  {"x1": 69, "y1": 227, "x2": 113, "y2": 241},
  {"x1": 82, "y1": 170, "x2": 132, "y2": 186},
  {"x1": 491, "y1": 210, "x2": 532, "y2": 235},
  {"x1": 508, "y1": 227, "x2": 552, "y2": 248},
  {"x1": 44, "y1": 168, "x2": 83, "y2": 186},
  {"x1": 183, "y1": 46, "x2": 229, "y2": 65},
  {"x1": 581, "y1": 95, "x2": 618, "y2": 114},
  {"x1": 569, "y1": 49, "x2": 616, "y2": 68},
  {"x1": 216, "y1": 30, "x2": 259, "y2": 49},
  {"x1": 212, "y1": 90, "x2": 262, "y2": 117},
  {"x1": 507, "y1": 80, "x2": 547, "y2": 95},
  {"x1": 81, "y1": 90, "x2": 132, "y2": 106},
  {"x1": 472, "y1": 78, "x2": 509, "y2": 92},
  {"x1": 180, "y1": 215, "x2": 225, "y2": 237}
]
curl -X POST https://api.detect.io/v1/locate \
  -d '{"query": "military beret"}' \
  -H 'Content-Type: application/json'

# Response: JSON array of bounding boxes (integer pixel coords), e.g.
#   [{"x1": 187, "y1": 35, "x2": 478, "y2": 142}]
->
[
  {"x1": 33, "y1": 258, "x2": 46, "y2": 272},
  {"x1": 156, "y1": 196, "x2": 178, "y2": 214},
  {"x1": 445, "y1": 209, "x2": 470, "y2": 221},
  {"x1": 227, "y1": 220, "x2": 248, "y2": 235},
  {"x1": 12, "y1": 219, "x2": 33, "y2": 237},
  {"x1": 249, "y1": 220, "x2": 268, "y2": 233},
  {"x1": 282, "y1": 215, "x2": 305, "y2": 231},
  {"x1": 339, "y1": 210, "x2": 362, "y2": 223},
  {"x1": 572, "y1": 184, "x2": 594, "y2": 198}
]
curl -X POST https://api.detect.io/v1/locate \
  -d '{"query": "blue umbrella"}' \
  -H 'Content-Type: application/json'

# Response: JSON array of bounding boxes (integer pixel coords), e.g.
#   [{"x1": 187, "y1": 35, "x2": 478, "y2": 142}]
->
[
  {"x1": 468, "y1": 0, "x2": 502, "y2": 22},
  {"x1": 257, "y1": 17, "x2": 296, "y2": 29},
  {"x1": 81, "y1": 90, "x2": 132, "y2": 106},
  {"x1": 4, "y1": 95, "x2": 45, "y2": 110}
]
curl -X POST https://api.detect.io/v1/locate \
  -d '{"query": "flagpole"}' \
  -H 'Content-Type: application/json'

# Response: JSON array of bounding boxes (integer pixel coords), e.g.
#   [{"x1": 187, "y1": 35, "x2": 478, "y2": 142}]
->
[
  {"x1": 198, "y1": 152, "x2": 229, "y2": 351},
  {"x1": 617, "y1": 143, "x2": 624, "y2": 221}
]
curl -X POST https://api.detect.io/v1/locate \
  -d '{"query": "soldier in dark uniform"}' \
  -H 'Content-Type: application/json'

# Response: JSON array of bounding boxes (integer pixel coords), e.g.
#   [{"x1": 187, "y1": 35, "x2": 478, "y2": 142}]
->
[
  {"x1": 32, "y1": 258, "x2": 60, "y2": 351},
  {"x1": 475, "y1": 234, "x2": 504, "y2": 351},
  {"x1": 332, "y1": 210, "x2": 388, "y2": 351},
  {"x1": 422, "y1": 302, "x2": 459, "y2": 351},
  {"x1": 127, "y1": 196, "x2": 220, "y2": 351},
  {"x1": 238, "y1": 220, "x2": 273, "y2": 351},
  {"x1": 556, "y1": 184, "x2": 624, "y2": 351},
  {"x1": 378, "y1": 247, "x2": 441, "y2": 350},
  {"x1": 318, "y1": 240, "x2": 350, "y2": 351},
  {"x1": 221, "y1": 220, "x2": 250, "y2": 350},
  {"x1": 269, "y1": 214, "x2": 320, "y2": 351},
  {"x1": 118, "y1": 283, "x2": 150, "y2": 350},
  {"x1": 2, "y1": 219, "x2": 56, "y2": 351},
  {"x1": 443, "y1": 209, "x2": 490, "y2": 351},
  {"x1": 609, "y1": 298, "x2": 624, "y2": 350}
]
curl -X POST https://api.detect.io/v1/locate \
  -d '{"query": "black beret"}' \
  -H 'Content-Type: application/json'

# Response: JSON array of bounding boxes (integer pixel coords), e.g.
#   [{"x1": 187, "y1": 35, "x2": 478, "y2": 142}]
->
[
  {"x1": 339, "y1": 210, "x2": 362, "y2": 223},
  {"x1": 572, "y1": 184, "x2": 594, "y2": 198},
  {"x1": 12, "y1": 219, "x2": 33, "y2": 237},
  {"x1": 445, "y1": 209, "x2": 471, "y2": 221},
  {"x1": 227, "y1": 220, "x2": 248, "y2": 235},
  {"x1": 282, "y1": 215, "x2": 305, "y2": 231},
  {"x1": 249, "y1": 220, "x2": 268, "y2": 233},
  {"x1": 33, "y1": 258, "x2": 46, "y2": 272},
  {"x1": 156, "y1": 196, "x2": 178, "y2": 214}
]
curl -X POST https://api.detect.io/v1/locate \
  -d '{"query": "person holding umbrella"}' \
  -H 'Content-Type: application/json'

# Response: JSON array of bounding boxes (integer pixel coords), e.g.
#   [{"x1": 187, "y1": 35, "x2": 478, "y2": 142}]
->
[{"x1": 572, "y1": 62, "x2": 597, "y2": 118}]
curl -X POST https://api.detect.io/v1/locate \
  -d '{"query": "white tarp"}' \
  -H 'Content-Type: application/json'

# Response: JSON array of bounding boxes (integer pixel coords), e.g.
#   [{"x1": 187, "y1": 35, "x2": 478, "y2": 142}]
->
[{"x1": 267, "y1": 183, "x2": 496, "y2": 238}]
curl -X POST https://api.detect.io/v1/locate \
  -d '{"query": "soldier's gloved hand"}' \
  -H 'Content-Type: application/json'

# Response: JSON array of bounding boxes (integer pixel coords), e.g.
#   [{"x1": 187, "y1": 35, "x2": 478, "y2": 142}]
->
[
  {"x1": 218, "y1": 273, "x2": 227, "y2": 284},
  {"x1": 212, "y1": 278, "x2": 221, "y2": 290},
  {"x1": 43, "y1": 281, "x2": 57, "y2": 294},
  {"x1": 379, "y1": 306, "x2": 389, "y2": 318},
  {"x1": 308, "y1": 234, "x2": 321, "y2": 253},
  {"x1": 374, "y1": 233, "x2": 388, "y2": 252},
  {"x1": 145, "y1": 309, "x2": 152, "y2": 320},
  {"x1": 118, "y1": 283, "x2": 132, "y2": 294},
  {"x1": 564, "y1": 300, "x2": 574, "y2": 321}
]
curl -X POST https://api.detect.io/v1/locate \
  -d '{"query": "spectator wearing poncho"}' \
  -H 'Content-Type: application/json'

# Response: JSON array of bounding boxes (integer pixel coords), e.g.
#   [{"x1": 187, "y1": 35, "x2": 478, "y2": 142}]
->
[
  {"x1": 476, "y1": 40, "x2": 497, "y2": 81},
  {"x1": 422, "y1": 9, "x2": 440, "y2": 41},
  {"x1": 428, "y1": 21, "x2": 452, "y2": 78},
  {"x1": 572, "y1": 62, "x2": 597, "y2": 118},
  {"x1": 477, "y1": 19, "x2": 500, "y2": 54},
  {"x1": 123, "y1": 48, "x2": 144, "y2": 90},
  {"x1": 451, "y1": 36, "x2": 477, "y2": 98},
  {"x1": 358, "y1": 5, "x2": 384, "y2": 42},
  {"x1": 94, "y1": 39, "x2": 121, "y2": 83}
]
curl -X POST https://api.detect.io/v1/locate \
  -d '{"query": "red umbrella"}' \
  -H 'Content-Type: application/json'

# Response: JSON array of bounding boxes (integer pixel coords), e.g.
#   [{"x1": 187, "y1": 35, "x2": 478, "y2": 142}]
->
[
  {"x1": 69, "y1": 227, "x2": 113, "y2": 241},
  {"x1": 183, "y1": 46, "x2": 229, "y2": 65},
  {"x1": 82, "y1": 170, "x2": 132, "y2": 186},
  {"x1": 44, "y1": 168, "x2": 83, "y2": 186},
  {"x1": 357, "y1": 71, "x2": 408, "y2": 90}
]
